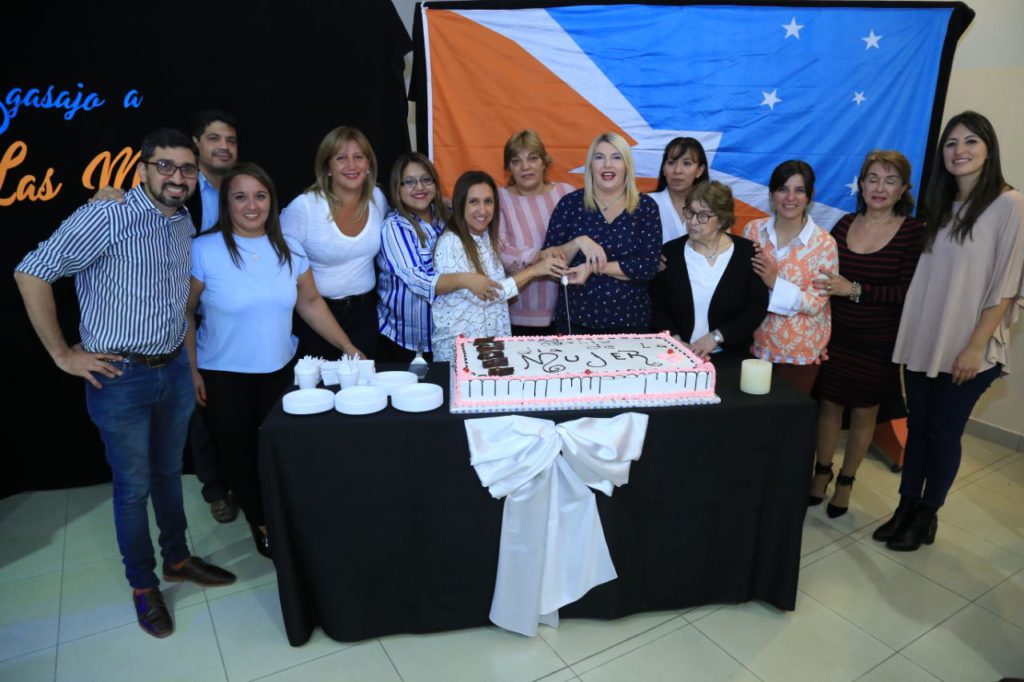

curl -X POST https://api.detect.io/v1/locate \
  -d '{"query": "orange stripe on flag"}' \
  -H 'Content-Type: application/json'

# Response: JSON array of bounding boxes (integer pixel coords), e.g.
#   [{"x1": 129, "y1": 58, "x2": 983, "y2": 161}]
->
[{"x1": 428, "y1": 10, "x2": 631, "y2": 197}]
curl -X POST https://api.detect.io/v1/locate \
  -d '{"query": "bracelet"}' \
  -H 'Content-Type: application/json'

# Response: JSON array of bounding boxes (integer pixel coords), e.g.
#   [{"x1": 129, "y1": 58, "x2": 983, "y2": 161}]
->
[{"x1": 849, "y1": 281, "x2": 862, "y2": 303}]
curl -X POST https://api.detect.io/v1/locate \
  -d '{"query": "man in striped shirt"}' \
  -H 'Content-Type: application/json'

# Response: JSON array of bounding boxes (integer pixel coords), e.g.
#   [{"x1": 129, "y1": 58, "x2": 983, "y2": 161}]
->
[{"x1": 14, "y1": 128, "x2": 236, "y2": 639}]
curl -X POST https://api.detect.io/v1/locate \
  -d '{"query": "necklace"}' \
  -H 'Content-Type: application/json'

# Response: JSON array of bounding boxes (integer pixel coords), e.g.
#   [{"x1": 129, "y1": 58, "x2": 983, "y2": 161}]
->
[
  {"x1": 598, "y1": 192, "x2": 624, "y2": 212},
  {"x1": 695, "y1": 234, "x2": 724, "y2": 265}
]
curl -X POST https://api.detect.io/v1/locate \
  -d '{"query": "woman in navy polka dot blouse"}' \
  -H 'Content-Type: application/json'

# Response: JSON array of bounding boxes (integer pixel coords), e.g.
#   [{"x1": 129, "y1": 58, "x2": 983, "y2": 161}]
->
[{"x1": 542, "y1": 132, "x2": 662, "y2": 333}]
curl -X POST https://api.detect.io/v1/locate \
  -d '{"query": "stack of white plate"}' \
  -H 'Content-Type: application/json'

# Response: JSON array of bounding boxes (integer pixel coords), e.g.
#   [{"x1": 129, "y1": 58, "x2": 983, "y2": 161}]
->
[
  {"x1": 371, "y1": 370, "x2": 418, "y2": 395},
  {"x1": 392, "y1": 383, "x2": 443, "y2": 413},
  {"x1": 282, "y1": 388, "x2": 335, "y2": 415},
  {"x1": 335, "y1": 386, "x2": 388, "y2": 415}
]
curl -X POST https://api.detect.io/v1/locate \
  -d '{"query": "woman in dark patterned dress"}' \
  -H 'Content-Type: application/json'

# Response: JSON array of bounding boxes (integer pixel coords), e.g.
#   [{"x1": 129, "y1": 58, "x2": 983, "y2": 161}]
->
[{"x1": 809, "y1": 151, "x2": 924, "y2": 517}]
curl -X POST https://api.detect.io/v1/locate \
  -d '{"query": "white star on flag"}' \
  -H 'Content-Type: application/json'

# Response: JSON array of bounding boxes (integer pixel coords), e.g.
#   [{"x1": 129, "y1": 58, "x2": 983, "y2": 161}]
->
[
  {"x1": 853, "y1": 91, "x2": 867, "y2": 105},
  {"x1": 760, "y1": 89, "x2": 782, "y2": 111},
  {"x1": 862, "y1": 30, "x2": 882, "y2": 49},
  {"x1": 846, "y1": 176, "x2": 859, "y2": 196},
  {"x1": 782, "y1": 18, "x2": 804, "y2": 39}
]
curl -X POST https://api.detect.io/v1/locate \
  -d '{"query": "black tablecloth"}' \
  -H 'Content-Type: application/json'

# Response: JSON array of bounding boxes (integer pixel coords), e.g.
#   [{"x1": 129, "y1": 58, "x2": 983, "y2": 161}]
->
[{"x1": 259, "y1": 356, "x2": 815, "y2": 645}]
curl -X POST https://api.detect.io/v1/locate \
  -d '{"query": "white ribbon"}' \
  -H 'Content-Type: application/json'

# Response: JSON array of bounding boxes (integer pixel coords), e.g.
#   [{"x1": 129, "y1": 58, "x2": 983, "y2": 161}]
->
[{"x1": 466, "y1": 412, "x2": 649, "y2": 636}]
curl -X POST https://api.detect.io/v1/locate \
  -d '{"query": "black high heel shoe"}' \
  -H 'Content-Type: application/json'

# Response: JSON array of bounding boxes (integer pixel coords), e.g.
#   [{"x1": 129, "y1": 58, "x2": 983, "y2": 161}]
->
[
  {"x1": 250, "y1": 523, "x2": 271, "y2": 558},
  {"x1": 872, "y1": 497, "x2": 918, "y2": 542},
  {"x1": 808, "y1": 462, "x2": 834, "y2": 506},
  {"x1": 826, "y1": 473, "x2": 856, "y2": 518},
  {"x1": 887, "y1": 505, "x2": 937, "y2": 552}
]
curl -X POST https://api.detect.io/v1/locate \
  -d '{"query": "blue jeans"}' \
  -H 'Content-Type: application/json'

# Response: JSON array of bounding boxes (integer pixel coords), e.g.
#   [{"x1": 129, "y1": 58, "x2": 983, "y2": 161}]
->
[
  {"x1": 900, "y1": 364, "x2": 1001, "y2": 509},
  {"x1": 86, "y1": 350, "x2": 194, "y2": 589}
]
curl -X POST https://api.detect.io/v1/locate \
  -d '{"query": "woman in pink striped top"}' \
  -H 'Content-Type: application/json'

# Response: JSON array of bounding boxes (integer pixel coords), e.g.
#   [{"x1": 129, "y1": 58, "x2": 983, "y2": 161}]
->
[
  {"x1": 743, "y1": 160, "x2": 838, "y2": 395},
  {"x1": 498, "y1": 130, "x2": 575, "y2": 335}
]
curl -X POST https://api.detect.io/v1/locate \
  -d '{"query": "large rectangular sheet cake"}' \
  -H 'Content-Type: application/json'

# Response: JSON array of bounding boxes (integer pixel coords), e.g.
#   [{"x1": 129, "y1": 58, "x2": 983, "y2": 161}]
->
[{"x1": 450, "y1": 332, "x2": 720, "y2": 413}]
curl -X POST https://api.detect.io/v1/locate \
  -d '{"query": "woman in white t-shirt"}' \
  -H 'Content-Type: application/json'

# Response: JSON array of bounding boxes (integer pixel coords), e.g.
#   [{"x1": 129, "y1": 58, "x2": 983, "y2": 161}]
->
[
  {"x1": 186, "y1": 163, "x2": 358, "y2": 558},
  {"x1": 281, "y1": 127, "x2": 388, "y2": 358}
]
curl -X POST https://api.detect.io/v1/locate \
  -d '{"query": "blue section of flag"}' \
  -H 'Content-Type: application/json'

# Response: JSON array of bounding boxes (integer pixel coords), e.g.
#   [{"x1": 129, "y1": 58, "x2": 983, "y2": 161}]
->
[{"x1": 548, "y1": 5, "x2": 952, "y2": 216}]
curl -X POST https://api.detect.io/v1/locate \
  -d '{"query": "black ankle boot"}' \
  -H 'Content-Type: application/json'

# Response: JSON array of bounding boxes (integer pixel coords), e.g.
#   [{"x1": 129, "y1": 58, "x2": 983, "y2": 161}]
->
[
  {"x1": 872, "y1": 496, "x2": 918, "y2": 542},
  {"x1": 826, "y1": 473, "x2": 855, "y2": 518},
  {"x1": 886, "y1": 505, "x2": 937, "y2": 552},
  {"x1": 808, "y1": 462, "x2": 834, "y2": 506}
]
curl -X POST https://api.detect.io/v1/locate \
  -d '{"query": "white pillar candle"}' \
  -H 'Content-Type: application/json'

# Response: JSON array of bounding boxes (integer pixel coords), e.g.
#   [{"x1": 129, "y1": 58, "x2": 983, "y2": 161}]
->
[{"x1": 740, "y1": 359, "x2": 772, "y2": 395}]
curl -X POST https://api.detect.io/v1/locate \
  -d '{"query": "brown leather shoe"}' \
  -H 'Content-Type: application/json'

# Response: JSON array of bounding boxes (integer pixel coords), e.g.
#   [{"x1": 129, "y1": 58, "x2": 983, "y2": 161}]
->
[
  {"x1": 162, "y1": 556, "x2": 236, "y2": 587},
  {"x1": 210, "y1": 494, "x2": 239, "y2": 523},
  {"x1": 134, "y1": 588, "x2": 173, "y2": 638}
]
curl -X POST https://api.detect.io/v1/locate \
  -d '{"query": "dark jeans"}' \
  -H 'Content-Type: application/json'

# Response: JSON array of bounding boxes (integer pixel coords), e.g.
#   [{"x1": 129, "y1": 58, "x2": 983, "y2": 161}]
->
[
  {"x1": 85, "y1": 351, "x2": 193, "y2": 589},
  {"x1": 200, "y1": 364, "x2": 293, "y2": 527},
  {"x1": 900, "y1": 364, "x2": 1001, "y2": 509},
  {"x1": 295, "y1": 290, "x2": 379, "y2": 360},
  {"x1": 189, "y1": 408, "x2": 229, "y2": 503}
]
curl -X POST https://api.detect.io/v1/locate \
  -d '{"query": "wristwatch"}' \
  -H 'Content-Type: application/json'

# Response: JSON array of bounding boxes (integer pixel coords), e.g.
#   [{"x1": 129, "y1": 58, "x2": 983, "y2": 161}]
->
[{"x1": 712, "y1": 329, "x2": 724, "y2": 346}]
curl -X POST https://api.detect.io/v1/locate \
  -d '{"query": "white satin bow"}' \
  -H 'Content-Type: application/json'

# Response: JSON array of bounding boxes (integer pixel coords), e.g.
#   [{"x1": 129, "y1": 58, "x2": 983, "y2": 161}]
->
[{"x1": 466, "y1": 412, "x2": 649, "y2": 636}]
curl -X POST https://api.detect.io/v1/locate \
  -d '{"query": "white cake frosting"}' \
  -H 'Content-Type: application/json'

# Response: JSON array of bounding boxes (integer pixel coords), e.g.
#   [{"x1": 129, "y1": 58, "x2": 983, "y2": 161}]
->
[{"x1": 450, "y1": 332, "x2": 720, "y2": 413}]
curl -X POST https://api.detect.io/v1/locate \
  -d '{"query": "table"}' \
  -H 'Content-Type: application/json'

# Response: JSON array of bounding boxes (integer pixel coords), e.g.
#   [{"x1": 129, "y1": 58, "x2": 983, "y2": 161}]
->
[{"x1": 259, "y1": 356, "x2": 815, "y2": 645}]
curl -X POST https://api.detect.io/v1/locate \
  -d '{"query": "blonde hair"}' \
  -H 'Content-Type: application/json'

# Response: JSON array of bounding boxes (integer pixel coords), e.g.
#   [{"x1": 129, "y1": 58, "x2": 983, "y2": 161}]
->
[
  {"x1": 503, "y1": 130, "x2": 552, "y2": 186},
  {"x1": 583, "y1": 132, "x2": 639, "y2": 213},
  {"x1": 307, "y1": 127, "x2": 378, "y2": 221}
]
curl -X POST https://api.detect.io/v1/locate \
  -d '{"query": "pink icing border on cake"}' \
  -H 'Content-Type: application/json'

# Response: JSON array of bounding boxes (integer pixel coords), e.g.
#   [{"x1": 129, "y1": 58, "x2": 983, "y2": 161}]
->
[{"x1": 451, "y1": 331, "x2": 717, "y2": 410}]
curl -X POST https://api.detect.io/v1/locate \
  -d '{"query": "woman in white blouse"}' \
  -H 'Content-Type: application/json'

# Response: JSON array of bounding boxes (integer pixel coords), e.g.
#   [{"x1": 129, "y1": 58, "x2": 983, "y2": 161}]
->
[
  {"x1": 652, "y1": 181, "x2": 768, "y2": 358},
  {"x1": 281, "y1": 127, "x2": 387, "y2": 359},
  {"x1": 432, "y1": 171, "x2": 566, "y2": 362},
  {"x1": 650, "y1": 137, "x2": 710, "y2": 245}
]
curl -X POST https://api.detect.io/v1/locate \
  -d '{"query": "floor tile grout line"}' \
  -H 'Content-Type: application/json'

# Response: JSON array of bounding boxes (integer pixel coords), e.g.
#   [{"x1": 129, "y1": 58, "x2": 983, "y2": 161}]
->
[
  {"x1": 378, "y1": 636, "x2": 408, "y2": 682},
  {"x1": 687, "y1": 620, "x2": 765, "y2": 681},
  {"x1": 892, "y1": 598, "x2": 976, "y2": 665},
  {"x1": 933, "y1": 514, "x2": 1024, "y2": 560},
  {"x1": 547, "y1": 612, "x2": 681, "y2": 669},
  {"x1": 846, "y1": 532, "x2": 990, "y2": 600},
  {"x1": 0, "y1": 643, "x2": 61, "y2": 667},
  {"x1": 244, "y1": 640, "x2": 360, "y2": 682},
  {"x1": 795, "y1": 588, "x2": 900, "y2": 654},
  {"x1": 566, "y1": 615, "x2": 690, "y2": 676}
]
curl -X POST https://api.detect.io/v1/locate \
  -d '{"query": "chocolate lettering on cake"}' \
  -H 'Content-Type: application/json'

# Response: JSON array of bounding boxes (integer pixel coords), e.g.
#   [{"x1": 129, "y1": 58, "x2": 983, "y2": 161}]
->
[
  {"x1": 489, "y1": 367, "x2": 514, "y2": 376},
  {"x1": 586, "y1": 352, "x2": 608, "y2": 368},
  {"x1": 482, "y1": 358, "x2": 506, "y2": 369},
  {"x1": 478, "y1": 351, "x2": 506, "y2": 361}
]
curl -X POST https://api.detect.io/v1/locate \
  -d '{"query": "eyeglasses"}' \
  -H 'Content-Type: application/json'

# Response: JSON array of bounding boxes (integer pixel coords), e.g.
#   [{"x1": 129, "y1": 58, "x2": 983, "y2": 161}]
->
[
  {"x1": 145, "y1": 160, "x2": 199, "y2": 179},
  {"x1": 682, "y1": 207, "x2": 716, "y2": 224},
  {"x1": 401, "y1": 176, "x2": 435, "y2": 189}
]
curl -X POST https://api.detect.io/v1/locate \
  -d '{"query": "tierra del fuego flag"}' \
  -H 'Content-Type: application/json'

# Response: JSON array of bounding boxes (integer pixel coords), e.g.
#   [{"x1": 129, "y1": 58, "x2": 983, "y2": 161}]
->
[{"x1": 414, "y1": 2, "x2": 972, "y2": 231}]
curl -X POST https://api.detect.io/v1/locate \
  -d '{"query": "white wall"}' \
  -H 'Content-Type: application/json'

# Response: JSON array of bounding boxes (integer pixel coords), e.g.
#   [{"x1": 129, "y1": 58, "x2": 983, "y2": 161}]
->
[{"x1": 392, "y1": 0, "x2": 1024, "y2": 442}]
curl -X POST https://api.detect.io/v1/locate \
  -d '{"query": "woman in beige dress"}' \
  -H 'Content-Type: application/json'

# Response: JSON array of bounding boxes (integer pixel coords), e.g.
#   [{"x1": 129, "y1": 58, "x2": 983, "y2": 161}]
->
[{"x1": 875, "y1": 111, "x2": 1024, "y2": 551}]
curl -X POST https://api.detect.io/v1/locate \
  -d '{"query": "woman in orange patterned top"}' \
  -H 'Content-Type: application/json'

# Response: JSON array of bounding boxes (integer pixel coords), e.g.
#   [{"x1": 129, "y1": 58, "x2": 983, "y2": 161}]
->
[{"x1": 743, "y1": 160, "x2": 838, "y2": 395}]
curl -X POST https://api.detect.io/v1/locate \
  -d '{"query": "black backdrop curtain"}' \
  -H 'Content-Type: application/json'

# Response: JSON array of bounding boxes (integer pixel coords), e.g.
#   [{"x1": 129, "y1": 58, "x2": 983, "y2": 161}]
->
[{"x1": 2, "y1": 1, "x2": 412, "y2": 497}]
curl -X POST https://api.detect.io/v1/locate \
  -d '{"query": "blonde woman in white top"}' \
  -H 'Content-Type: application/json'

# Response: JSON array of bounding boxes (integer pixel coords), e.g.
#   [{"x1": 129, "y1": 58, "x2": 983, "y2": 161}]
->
[{"x1": 281, "y1": 127, "x2": 387, "y2": 358}]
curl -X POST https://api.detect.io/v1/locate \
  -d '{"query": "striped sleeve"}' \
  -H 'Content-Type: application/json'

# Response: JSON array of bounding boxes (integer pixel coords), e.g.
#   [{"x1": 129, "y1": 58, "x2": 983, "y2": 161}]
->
[
  {"x1": 380, "y1": 214, "x2": 439, "y2": 300},
  {"x1": 15, "y1": 203, "x2": 112, "y2": 282}
]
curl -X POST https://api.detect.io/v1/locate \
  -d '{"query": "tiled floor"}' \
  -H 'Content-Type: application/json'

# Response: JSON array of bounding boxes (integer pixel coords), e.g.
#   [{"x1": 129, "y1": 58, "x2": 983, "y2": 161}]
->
[{"x1": 2, "y1": 434, "x2": 1022, "y2": 682}]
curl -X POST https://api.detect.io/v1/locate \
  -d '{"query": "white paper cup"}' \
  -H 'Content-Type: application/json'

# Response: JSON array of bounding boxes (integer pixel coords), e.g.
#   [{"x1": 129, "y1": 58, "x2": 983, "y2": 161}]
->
[
  {"x1": 338, "y1": 369, "x2": 359, "y2": 389},
  {"x1": 295, "y1": 367, "x2": 319, "y2": 390},
  {"x1": 357, "y1": 359, "x2": 376, "y2": 386}
]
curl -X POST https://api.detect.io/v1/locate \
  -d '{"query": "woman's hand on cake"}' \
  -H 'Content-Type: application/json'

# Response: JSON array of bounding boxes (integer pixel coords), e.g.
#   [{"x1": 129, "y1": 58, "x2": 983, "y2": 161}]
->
[
  {"x1": 688, "y1": 334, "x2": 718, "y2": 360},
  {"x1": 574, "y1": 236, "x2": 607, "y2": 274},
  {"x1": 464, "y1": 273, "x2": 502, "y2": 301}
]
